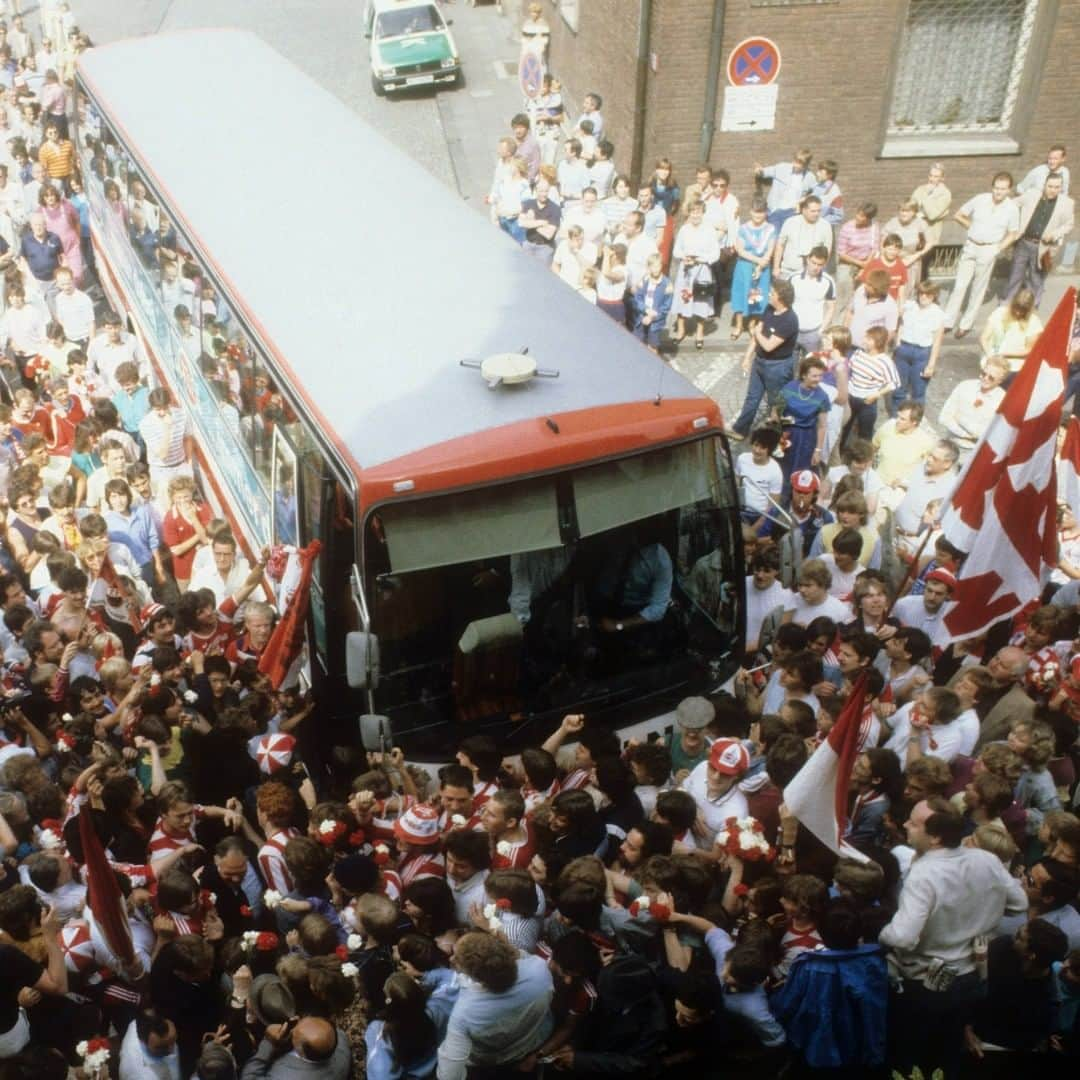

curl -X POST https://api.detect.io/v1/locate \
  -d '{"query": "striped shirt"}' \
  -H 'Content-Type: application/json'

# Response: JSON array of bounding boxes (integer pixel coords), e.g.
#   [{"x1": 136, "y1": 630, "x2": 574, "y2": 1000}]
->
[
  {"x1": 471, "y1": 779, "x2": 498, "y2": 813},
  {"x1": 258, "y1": 827, "x2": 300, "y2": 893},
  {"x1": 38, "y1": 140, "x2": 77, "y2": 180},
  {"x1": 492, "y1": 821, "x2": 537, "y2": 870},
  {"x1": 847, "y1": 348, "x2": 900, "y2": 398},
  {"x1": 398, "y1": 851, "x2": 446, "y2": 885},
  {"x1": 139, "y1": 407, "x2": 189, "y2": 469},
  {"x1": 148, "y1": 808, "x2": 204, "y2": 864}
]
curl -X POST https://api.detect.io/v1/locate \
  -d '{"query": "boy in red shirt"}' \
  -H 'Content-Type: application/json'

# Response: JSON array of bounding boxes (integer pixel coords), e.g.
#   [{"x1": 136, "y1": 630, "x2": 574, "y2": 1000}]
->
[{"x1": 859, "y1": 233, "x2": 909, "y2": 303}]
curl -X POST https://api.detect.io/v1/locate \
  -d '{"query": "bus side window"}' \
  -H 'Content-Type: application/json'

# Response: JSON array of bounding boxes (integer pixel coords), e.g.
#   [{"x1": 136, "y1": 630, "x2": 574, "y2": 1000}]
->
[
  {"x1": 126, "y1": 170, "x2": 161, "y2": 273},
  {"x1": 240, "y1": 352, "x2": 274, "y2": 482}
]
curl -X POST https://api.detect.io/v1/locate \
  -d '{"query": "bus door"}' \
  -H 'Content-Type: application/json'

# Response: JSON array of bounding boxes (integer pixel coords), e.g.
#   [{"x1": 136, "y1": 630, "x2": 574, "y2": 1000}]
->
[{"x1": 271, "y1": 423, "x2": 347, "y2": 677}]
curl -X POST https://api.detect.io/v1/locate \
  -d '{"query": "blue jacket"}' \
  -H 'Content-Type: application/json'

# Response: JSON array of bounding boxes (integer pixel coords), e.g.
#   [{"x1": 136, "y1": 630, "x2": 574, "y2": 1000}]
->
[
  {"x1": 633, "y1": 274, "x2": 673, "y2": 327},
  {"x1": 770, "y1": 945, "x2": 888, "y2": 1068}
]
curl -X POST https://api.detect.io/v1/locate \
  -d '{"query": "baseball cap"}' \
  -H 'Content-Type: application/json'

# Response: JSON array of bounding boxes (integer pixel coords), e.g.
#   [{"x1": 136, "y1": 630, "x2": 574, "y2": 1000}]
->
[
  {"x1": 709, "y1": 738, "x2": 750, "y2": 776},
  {"x1": 791, "y1": 470, "x2": 820, "y2": 494},
  {"x1": 392, "y1": 803, "x2": 442, "y2": 847}
]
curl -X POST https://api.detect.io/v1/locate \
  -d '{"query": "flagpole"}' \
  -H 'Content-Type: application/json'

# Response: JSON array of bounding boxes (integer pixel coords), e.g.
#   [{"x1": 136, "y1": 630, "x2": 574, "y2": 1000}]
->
[{"x1": 883, "y1": 527, "x2": 935, "y2": 620}]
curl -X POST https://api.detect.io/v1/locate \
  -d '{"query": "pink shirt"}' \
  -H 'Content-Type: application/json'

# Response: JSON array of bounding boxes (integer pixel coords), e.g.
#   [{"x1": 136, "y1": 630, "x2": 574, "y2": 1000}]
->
[{"x1": 837, "y1": 220, "x2": 880, "y2": 262}]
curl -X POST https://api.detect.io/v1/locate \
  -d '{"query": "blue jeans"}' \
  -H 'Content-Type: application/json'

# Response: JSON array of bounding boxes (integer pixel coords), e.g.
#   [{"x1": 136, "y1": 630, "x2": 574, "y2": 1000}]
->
[
  {"x1": 891, "y1": 341, "x2": 931, "y2": 416},
  {"x1": 498, "y1": 215, "x2": 525, "y2": 244},
  {"x1": 732, "y1": 355, "x2": 794, "y2": 437}
]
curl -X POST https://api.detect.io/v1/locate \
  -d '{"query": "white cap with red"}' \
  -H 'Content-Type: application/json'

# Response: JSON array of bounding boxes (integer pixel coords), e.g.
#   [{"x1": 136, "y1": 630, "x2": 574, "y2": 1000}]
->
[{"x1": 255, "y1": 733, "x2": 296, "y2": 775}]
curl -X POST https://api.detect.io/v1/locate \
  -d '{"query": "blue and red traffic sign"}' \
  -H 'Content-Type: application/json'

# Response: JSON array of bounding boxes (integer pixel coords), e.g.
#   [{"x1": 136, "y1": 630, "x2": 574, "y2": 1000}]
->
[{"x1": 727, "y1": 37, "x2": 782, "y2": 87}]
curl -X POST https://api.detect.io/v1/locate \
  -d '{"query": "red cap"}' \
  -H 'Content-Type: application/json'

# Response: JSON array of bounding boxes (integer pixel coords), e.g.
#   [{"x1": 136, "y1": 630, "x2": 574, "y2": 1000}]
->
[
  {"x1": 791, "y1": 470, "x2": 820, "y2": 494},
  {"x1": 709, "y1": 739, "x2": 750, "y2": 776}
]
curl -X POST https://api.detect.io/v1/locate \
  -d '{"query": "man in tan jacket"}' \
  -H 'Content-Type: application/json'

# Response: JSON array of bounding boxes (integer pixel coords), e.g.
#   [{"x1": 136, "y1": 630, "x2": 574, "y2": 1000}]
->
[{"x1": 1006, "y1": 173, "x2": 1075, "y2": 305}]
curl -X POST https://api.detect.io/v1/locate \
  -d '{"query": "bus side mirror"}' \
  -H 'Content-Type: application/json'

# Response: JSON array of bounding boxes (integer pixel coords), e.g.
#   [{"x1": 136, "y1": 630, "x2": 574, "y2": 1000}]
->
[
  {"x1": 346, "y1": 631, "x2": 380, "y2": 689},
  {"x1": 359, "y1": 713, "x2": 392, "y2": 754}
]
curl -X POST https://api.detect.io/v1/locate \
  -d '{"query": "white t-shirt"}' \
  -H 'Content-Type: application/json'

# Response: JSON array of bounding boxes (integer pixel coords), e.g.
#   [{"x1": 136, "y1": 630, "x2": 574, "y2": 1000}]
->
[
  {"x1": 819, "y1": 554, "x2": 859, "y2": 601},
  {"x1": 552, "y1": 239, "x2": 598, "y2": 288},
  {"x1": 892, "y1": 595, "x2": 949, "y2": 648},
  {"x1": 736, "y1": 453, "x2": 782, "y2": 515},
  {"x1": 884, "y1": 701, "x2": 967, "y2": 763},
  {"x1": 898, "y1": 300, "x2": 947, "y2": 347},
  {"x1": 785, "y1": 593, "x2": 851, "y2": 626},
  {"x1": 746, "y1": 577, "x2": 793, "y2": 650},
  {"x1": 827, "y1": 465, "x2": 884, "y2": 504},
  {"x1": 681, "y1": 762, "x2": 749, "y2": 848}
]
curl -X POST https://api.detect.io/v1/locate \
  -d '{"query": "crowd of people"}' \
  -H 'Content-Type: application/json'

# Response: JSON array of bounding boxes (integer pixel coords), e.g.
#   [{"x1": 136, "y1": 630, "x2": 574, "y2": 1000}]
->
[
  {"x1": 0, "y1": 3, "x2": 1074, "y2": 1080},
  {"x1": 463, "y1": 15, "x2": 1080, "y2": 1078}
]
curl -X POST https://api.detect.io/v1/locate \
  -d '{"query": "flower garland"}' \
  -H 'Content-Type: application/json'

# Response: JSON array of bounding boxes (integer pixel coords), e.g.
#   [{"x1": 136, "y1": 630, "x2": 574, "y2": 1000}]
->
[
  {"x1": 317, "y1": 819, "x2": 347, "y2": 847},
  {"x1": 242, "y1": 930, "x2": 279, "y2": 954},
  {"x1": 263, "y1": 889, "x2": 283, "y2": 910},
  {"x1": 77, "y1": 1037, "x2": 111, "y2": 1075},
  {"x1": 629, "y1": 897, "x2": 671, "y2": 922},
  {"x1": 718, "y1": 816, "x2": 775, "y2": 863}
]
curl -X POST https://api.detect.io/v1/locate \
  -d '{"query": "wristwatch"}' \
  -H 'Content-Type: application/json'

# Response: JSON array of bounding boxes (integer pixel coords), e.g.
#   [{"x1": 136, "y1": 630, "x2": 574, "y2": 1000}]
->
[{"x1": 615, "y1": 622, "x2": 624, "y2": 632}]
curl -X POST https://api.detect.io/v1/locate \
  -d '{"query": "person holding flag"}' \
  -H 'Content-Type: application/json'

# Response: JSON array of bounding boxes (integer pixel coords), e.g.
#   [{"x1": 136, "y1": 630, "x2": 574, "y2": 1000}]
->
[{"x1": 935, "y1": 287, "x2": 1078, "y2": 643}]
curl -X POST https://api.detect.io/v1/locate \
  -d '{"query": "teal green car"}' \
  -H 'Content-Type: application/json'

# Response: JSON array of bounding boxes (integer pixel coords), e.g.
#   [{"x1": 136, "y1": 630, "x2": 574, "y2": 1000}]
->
[{"x1": 365, "y1": 0, "x2": 461, "y2": 95}]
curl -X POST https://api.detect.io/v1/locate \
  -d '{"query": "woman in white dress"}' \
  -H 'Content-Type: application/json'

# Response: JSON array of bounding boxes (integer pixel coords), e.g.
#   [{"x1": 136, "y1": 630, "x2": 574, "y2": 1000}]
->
[{"x1": 671, "y1": 200, "x2": 720, "y2": 350}]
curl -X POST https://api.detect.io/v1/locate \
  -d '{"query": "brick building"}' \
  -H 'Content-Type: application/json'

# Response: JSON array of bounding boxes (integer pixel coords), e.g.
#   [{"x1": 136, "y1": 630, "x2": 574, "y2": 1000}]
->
[{"x1": 541, "y1": 0, "x2": 1077, "y2": 221}]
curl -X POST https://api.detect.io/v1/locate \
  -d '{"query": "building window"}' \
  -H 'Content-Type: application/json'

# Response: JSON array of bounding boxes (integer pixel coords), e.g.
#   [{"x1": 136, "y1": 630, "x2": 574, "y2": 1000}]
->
[
  {"x1": 750, "y1": 1, "x2": 836, "y2": 6},
  {"x1": 883, "y1": 0, "x2": 1043, "y2": 157},
  {"x1": 558, "y1": 0, "x2": 579, "y2": 32}
]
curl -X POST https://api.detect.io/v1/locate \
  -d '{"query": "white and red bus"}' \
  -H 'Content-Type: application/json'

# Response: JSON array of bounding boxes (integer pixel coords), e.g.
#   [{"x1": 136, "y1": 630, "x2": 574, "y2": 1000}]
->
[{"x1": 75, "y1": 30, "x2": 745, "y2": 758}]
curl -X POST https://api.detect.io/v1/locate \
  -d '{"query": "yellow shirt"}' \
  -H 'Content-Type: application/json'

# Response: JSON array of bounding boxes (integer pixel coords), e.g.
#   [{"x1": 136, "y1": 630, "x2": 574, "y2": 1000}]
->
[{"x1": 872, "y1": 421, "x2": 935, "y2": 486}]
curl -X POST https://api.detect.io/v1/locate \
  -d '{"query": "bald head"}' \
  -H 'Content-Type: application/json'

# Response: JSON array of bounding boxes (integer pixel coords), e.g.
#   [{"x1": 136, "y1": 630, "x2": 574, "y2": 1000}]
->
[
  {"x1": 293, "y1": 1018, "x2": 336, "y2": 1062},
  {"x1": 989, "y1": 646, "x2": 1028, "y2": 686}
]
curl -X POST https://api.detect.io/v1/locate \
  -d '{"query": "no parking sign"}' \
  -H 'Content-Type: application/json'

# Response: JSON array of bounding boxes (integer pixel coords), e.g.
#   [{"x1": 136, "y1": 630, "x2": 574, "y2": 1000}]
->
[{"x1": 727, "y1": 37, "x2": 781, "y2": 86}]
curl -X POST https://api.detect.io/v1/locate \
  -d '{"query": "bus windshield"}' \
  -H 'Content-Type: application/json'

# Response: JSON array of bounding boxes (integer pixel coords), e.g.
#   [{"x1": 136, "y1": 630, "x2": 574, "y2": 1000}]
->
[
  {"x1": 367, "y1": 439, "x2": 742, "y2": 753},
  {"x1": 375, "y1": 5, "x2": 444, "y2": 39}
]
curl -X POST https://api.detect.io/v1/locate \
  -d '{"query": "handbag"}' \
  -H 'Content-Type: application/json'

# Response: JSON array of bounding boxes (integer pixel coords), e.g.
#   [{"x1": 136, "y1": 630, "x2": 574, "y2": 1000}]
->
[
  {"x1": 690, "y1": 263, "x2": 714, "y2": 300},
  {"x1": 1040, "y1": 249, "x2": 1054, "y2": 273}
]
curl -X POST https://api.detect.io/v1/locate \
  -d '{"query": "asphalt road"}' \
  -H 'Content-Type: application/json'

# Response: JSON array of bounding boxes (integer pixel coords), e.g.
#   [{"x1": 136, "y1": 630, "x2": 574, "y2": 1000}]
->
[{"x1": 67, "y1": 0, "x2": 461, "y2": 189}]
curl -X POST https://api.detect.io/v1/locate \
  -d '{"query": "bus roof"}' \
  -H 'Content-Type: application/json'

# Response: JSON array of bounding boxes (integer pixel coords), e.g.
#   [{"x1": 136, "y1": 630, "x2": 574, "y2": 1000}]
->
[{"x1": 77, "y1": 30, "x2": 719, "y2": 490}]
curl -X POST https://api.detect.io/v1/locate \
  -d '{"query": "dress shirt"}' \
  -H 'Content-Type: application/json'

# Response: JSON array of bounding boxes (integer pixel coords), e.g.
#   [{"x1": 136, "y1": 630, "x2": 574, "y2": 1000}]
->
[
  {"x1": 761, "y1": 162, "x2": 813, "y2": 214},
  {"x1": 938, "y1": 378, "x2": 1004, "y2": 445},
  {"x1": 960, "y1": 193, "x2": 1020, "y2": 245},
  {"x1": 777, "y1": 216, "x2": 833, "y2": 276},
  {"x1": 893, "y1": 468, "x2": 956, "y2": 533},
  {"x1": 437, "y1": 956, "x2": 553, "y2": 1080},
  {"x1": 1017, "y1": 162, "x2": 1070, "y2": 196},
  {"x1": 879, "y1": 846, "x2": 1026, "y2": 978}
]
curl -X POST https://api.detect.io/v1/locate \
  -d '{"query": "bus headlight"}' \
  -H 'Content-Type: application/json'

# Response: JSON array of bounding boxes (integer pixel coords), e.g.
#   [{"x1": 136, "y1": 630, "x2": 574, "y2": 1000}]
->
[
  {"x1": 440, "y1": 57, "x2": 457, "y2": 69},
  {"x1": 376, "y1": 65, "x2": 397, "y2": 78}
]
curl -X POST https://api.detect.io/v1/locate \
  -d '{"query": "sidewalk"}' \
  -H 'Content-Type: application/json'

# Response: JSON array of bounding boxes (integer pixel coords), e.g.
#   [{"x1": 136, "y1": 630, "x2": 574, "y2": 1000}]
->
[
  {"x1": 672, "y1": 269, "x2": 1080, "y2": 427},
  {"x1": 431, "y1": 6, "x2": 1079, "y2": 425},
  {"x1": 434, "y1": 3, "x2": 535, "y2": 207}
]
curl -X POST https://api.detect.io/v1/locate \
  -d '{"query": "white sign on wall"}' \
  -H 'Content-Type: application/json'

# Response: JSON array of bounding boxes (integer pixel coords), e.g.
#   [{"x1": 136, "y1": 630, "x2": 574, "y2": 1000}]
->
[{"x1": 720, "y1": 83, "x2": 779, "y2": 132}]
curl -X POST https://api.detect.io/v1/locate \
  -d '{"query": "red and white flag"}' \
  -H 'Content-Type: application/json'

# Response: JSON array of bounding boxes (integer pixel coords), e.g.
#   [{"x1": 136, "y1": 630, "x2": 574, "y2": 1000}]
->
[
  {"x1": 258, "y1": 540, "x2": 321, "y2": 689},
  {"x1": 1059, "y1": 415, "x2": 1080, "y2": 519},
  {"x1": 782, "y1": 672, "x2": 870, "y2": 863},
  {"x1": 938, "y1": 288, "x2": 1077, "y2": 641}
]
